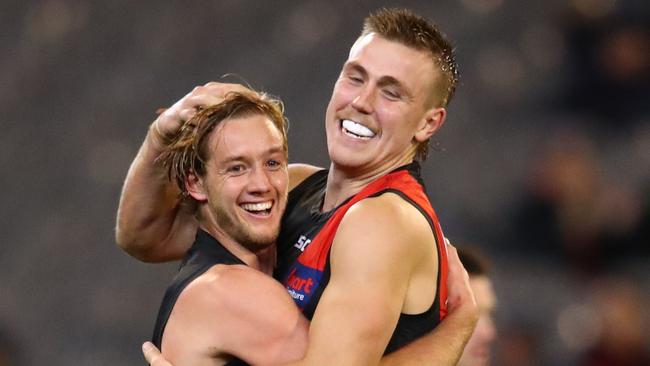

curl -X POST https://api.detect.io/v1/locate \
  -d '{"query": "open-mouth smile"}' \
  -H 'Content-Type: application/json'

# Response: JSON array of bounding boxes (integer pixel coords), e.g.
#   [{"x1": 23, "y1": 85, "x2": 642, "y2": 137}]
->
[{"x1": 340, "y1": 119, "x2": 376, "y2": 140}]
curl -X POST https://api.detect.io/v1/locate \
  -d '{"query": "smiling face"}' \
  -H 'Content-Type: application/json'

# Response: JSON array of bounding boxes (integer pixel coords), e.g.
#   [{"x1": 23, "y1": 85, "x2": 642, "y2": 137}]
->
[
  {"x1": 325, "y1": 33, "x2": 445, "y2": 175},
  {"x1": 187, "y1": 114, "x2": 288, "y2": 253}
]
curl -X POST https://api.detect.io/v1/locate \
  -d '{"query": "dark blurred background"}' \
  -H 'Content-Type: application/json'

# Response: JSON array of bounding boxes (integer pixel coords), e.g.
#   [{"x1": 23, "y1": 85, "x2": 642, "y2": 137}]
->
[{"x1": 1, "y1": 0, "x2": 648, "y2": 365}]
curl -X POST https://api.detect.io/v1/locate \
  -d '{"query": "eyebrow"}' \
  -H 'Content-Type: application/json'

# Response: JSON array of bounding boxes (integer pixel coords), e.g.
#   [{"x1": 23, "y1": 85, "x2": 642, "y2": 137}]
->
[
  {"x1": 343, "y1": 62, "x2": 368, "y2": 79},
  {"x1": 343, "y1": 61, "x2": 414, "y2": 100},
  {"x1": 220, "y1": 144, "x2": 287, "y2": 164},
  {"x1": 266, "y1": 145, "x2": 287, "y2": 157}
]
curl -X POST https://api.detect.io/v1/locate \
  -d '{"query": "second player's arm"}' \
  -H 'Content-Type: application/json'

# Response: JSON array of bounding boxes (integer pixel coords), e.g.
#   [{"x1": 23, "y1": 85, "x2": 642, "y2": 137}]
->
[
  {"x1": 162, "y1": 264, "x2": 310, "y2": 366},
  {"x1": 116, "y1": 129, "x2": 320, "y2": 262},
  {"x1": 115, "y1": 123, "x2": 199, "y2": 262},
  {"x1": 116, "y1": 82, "x2": 280, "y2": 262},
  {"x1": 285, "y1": 194, "x2": 433, "y2": 365},
  {"x1": 143, "y1": 243, "x2": 478, "y2": 366},
  {"x1": 378, "y1": 245, "x2": 478, "y2": 366}
]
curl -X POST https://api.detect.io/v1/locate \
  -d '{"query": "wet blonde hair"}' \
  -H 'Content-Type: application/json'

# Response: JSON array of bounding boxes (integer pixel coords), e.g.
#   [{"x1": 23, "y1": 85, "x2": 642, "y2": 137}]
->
[{"x1": 157, "y1": 91, "x2": 288, "y2": 196}]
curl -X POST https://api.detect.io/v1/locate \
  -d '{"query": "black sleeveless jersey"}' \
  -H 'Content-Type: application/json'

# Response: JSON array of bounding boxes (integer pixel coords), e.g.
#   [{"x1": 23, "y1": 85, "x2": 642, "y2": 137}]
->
[
  {"x1": 152, "y1": 229, "x2": 249, "y2": 366},
  {"x1": 275, "y1": 162, "x2": 448, "y2": 354}
]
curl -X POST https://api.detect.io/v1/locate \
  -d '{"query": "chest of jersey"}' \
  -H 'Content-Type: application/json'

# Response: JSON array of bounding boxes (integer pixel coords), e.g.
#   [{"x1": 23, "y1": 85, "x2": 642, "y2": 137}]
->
[{"x1": 275, "y1": 166, "x2": 448, "y2": 321}]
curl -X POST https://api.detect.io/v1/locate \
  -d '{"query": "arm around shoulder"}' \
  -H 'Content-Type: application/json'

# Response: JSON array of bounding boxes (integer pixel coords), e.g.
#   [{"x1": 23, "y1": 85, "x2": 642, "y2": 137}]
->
[
  {"x1": 378, "y1": 245, "x2": 478, "y2": 366},
  {"x1": 288, "y1": 164, "x2": 323, "y2": 191},
  {"x1": 117, "y1": 82, "x2": 259, "y2": 260},
  {"x1": 115, "y1": 123, "x2": 197, "y2": 262},
  {"x1": 291, "y1": 196, "x2": 428, "y2": 366},
  {"x1": 163, "y1": 265, "x2": 309, "y2": 365}
]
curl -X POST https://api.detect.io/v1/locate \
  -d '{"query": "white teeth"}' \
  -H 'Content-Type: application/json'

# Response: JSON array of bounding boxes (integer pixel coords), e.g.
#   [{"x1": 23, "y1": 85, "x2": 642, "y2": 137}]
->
[
  {"x1": 241, "y1": 202, "x2": 272, "y2": 212},
  {"x1": 342, "y1": 120, "x2": 375, "y2": 138}
]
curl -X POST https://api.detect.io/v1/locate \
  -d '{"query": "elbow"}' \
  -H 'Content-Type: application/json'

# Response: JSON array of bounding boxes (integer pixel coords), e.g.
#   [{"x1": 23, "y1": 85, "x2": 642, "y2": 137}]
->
[
  {"x1": 115, "y1": 214, "x2": 137, "y2": 252},
  {"x1": 115, "y1": 207, "x2": 141, "y2": 256},
  {"x1": 115, "y1": 229, "x2": 136, "y2": 254},
  {"x1": 114, "y1": 223, "x2": 131, "y2": 252},
  {"x1": 114, "y1": 223, "x2": 158, "y2": 263}
]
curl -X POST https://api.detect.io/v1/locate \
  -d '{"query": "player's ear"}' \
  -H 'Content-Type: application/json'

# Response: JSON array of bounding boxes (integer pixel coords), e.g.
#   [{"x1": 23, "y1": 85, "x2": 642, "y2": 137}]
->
[
  {"x1": 185, "y1": 171, "x2": 208, "y2": 202},
  {"x1": 414, "y1": 107, "x2": 446, "y2": 143}
]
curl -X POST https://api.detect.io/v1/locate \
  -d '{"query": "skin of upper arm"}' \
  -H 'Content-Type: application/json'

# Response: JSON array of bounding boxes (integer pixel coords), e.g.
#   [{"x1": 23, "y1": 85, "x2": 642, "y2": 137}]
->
[
  {"x1": 162, "y1": 265, "x2": 309, "y2": 366},
  {"x1": 288, "y1": 164, "x2": 323, "y2": 191},
  {"x1": 378, "y1": 246, "x2": 478, "y2": 366},
  {"x1": 117, "y1": 194, "x2": 198, "y2": 262},
  {"x1": 115, "y1": 133, "x2": 198, "y2": 262},
  {"x1": 294, "y1": 195, "x2": 429, "y2": 366},
  {"x1": 116, "y1": 159, "x2": 319, "y2": 262}
]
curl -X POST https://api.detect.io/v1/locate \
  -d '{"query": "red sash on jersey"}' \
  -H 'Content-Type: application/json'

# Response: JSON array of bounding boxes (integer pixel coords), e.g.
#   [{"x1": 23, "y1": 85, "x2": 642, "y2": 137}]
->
[{"x1": 283, "y1": 169, "x2": 448, "y2": 319}]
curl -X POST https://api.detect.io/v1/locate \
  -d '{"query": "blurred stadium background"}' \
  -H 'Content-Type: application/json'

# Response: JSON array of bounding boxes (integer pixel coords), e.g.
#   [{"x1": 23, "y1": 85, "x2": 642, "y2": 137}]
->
[{"x1": 0, "y1": 0, "x2": 648, "y2": 364}]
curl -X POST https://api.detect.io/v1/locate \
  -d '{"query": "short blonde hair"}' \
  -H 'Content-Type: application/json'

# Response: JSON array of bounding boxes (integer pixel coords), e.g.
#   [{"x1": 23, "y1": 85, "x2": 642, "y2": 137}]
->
[{"x1": 362, "y1": 8, "x2": 458, "y2": 160}]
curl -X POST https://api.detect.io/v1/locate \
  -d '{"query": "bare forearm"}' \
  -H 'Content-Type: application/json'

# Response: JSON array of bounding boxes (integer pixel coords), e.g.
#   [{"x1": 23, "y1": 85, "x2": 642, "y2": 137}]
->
[
  {"x1": 380, "y1": 244, "x2": 479, "y2": 366},
  {"x1": 115, "y1": 123, "x2": 194, "y2": 262},
  {"x1": 379, "y1": 307, "x2": 476, "y2": 366},
  {"x1": 117, "y1": 83, "x2": 259, "y2": 261}
]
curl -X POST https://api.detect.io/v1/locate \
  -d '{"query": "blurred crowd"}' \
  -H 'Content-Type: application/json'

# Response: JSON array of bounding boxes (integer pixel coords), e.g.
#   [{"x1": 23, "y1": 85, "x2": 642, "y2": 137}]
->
[{"x1": 0, "y1": 0, "x2": 647, "y2": 364}]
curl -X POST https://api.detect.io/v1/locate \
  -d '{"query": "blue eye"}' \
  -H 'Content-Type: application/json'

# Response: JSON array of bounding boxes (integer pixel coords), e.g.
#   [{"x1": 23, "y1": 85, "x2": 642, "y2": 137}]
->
[
  {"x1": 267, "y1": 159, "x2": 282, "y2": 169},
  {"x1": 228, "y1": 164, "x2": 245, "y2": 173}
]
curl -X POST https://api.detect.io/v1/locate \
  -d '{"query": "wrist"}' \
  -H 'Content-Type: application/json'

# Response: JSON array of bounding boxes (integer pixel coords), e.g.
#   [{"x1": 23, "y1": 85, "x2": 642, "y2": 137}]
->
[{"x1": 449, "y1": 302, "x2": 479, "y2": 335}]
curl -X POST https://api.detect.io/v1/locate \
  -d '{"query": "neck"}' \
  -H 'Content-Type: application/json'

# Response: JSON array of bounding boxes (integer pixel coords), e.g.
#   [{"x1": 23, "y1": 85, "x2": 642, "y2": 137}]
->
[
  {"x1": 198, "y1": 220, "x2": 276, "y2": 275},
  {"x1": 322, "y1": 155, "x2": 414, "y2": 212}
]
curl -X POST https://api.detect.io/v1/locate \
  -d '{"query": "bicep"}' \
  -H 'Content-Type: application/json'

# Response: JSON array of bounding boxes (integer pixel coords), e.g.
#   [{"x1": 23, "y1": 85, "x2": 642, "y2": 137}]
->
[
  {"x1": 116, "y1": 139, "x2": 198, "y2": 262},
  {"x1": 301, "y1": 202, "x2": 416, "y2": 365},
  {"x1": 150, "y1": 201, "x2": 199, "y2": 261},
  {"x1": 119, "y1": 200, "x2": 197, "y2": 262},
  {"x1": 168, "y1": 266, "x2": 308, "y2": 365},
  {"x1": 220, "y1": 271, "x2": 309, "y2": 364}
]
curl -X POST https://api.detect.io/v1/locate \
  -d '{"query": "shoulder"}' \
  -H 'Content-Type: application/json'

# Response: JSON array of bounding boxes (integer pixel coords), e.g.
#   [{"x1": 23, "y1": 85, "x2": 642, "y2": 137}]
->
[
  {"x1": 161, "y1": 265, "x2": 256, "y2": 353},
  {"x1": 181, "y1": 264, "x2": 298, "y2": 318},
  {"x1": 182, "y1": 264, "x2": 274, "y2": 306},
  {"x1": 173, "y1": 264, "x2": 300, "y2": 336},
  {"x1": 344, "y1": 192, "x2": 430, "y2": 237},
  {"x1": 177, "y1": 264, "x2": 250, "y2": 311},
  {"x1": 332, "y1": 192, "x2": 433, "y2": 263},
  {"x1": 288, "y1": 163, "x2": 324, "y2": 191},
  {"x1": 166, "y1": 264, "x2": 308, "y2": 363}
]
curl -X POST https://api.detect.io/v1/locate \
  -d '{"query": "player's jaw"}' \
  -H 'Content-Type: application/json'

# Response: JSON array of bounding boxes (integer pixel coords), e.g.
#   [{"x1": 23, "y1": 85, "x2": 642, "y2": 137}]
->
[
  {"x1": 213, "y1": 193, "x2": 285, "y2": 253},
  {"x1": 237, "y1": 196, "x2": 283, "y2": 234},
  {"x1": 325, "y1": 104, "x2": 418, "y2": 176},
  {"x1": 234, "y1": 181, "x2": 287, "y2": 248}
]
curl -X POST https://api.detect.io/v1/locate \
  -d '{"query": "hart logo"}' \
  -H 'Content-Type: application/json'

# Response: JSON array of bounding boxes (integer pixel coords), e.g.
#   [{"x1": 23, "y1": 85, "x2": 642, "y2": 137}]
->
[
  {"x1": 284, "y1": 262, "x2": 323, "y2": 309},
  {"x1": 281, "y1": 167, "x2": 448, "y2": 321}
]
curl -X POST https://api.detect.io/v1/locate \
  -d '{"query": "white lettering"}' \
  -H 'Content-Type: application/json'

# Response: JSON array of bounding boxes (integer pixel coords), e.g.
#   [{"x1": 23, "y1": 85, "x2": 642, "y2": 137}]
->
[
  {"x1": 287, "y1": 288, "x2": 305, "y2": 301},
  {"x1": 293, "y1": 235, "x2": 312, "y2": 252}
]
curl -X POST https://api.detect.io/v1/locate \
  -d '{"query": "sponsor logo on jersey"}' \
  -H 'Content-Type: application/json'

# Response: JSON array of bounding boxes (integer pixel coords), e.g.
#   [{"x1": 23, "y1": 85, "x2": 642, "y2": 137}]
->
[
  {"x1": 284, "y1": 262, "x2": 322, "y2": 309},
  {"x1": 293, "y1": 235, "x2": 312, "y2": 252}
]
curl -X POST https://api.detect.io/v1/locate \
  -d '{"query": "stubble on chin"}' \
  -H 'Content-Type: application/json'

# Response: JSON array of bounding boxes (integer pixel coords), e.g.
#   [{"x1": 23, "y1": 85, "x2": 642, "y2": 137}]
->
[{"x1": 215, "y1": 206, "x2": 279, "y2": 253}]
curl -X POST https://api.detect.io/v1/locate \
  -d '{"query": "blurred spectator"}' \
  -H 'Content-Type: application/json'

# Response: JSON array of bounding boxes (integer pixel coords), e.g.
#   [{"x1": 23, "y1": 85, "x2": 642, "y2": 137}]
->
[
  {"x1": 512, "y1": 129, "x2": 648, "y2": 274},
  {"x1": 493, "y1": 324, "x2": 542, "y2": 366},
  {"x1": 578, "y1": 278, "x2": 650, "y2": 366},
  {"x1": 559, "y1": 3, "x2": 650, "y2": 128},
  {"x1": 630, "y1": 183, "x2": 650, "y2": 254},
  {"x1": 0, "y1": 1, "x2": 646, "y2": 364},
  {"x1": 0, "y1": 325, "x2": 21, "y2": 366},
  {"x1": 457, "y1": 246, "x2": 497, "y2": 366}
]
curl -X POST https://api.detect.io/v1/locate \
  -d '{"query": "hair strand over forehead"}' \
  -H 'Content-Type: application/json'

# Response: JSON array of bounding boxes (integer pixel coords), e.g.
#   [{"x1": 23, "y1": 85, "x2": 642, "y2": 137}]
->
[{"x1": 156, "y1": 91, "x2": 289, "y2": 198}]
